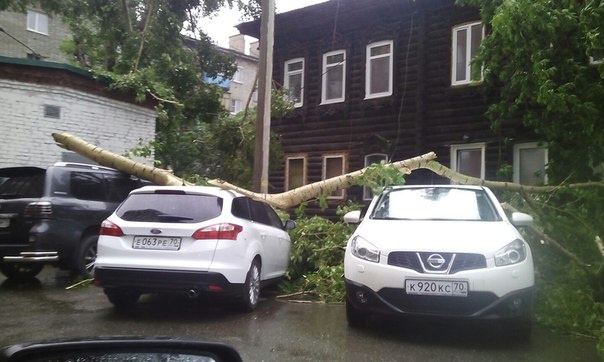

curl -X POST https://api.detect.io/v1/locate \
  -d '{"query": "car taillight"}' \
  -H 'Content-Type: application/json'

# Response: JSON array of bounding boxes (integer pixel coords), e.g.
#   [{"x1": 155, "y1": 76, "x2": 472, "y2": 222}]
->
[
  {"x1": 191, "y1": 223, "x2": 243, "y2": 240},
  {"x1": 24, "y1": 201, "x2": 53, "y2": 219},
  {"x1": 100, "y1": 220, "x2": 124, "y2": 237}
]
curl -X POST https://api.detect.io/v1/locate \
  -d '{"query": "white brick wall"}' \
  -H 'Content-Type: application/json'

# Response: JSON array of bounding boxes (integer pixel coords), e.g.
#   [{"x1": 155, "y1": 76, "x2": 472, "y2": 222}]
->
[{"x1": 0, "y1": 79, "x2": 156, "y2": 168}]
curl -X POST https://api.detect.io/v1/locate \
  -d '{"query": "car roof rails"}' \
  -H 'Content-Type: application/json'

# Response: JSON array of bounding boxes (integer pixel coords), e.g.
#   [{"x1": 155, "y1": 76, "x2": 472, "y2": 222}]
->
[{"x1": 53, "y1": 162, "x2": 117, "y2": 172}]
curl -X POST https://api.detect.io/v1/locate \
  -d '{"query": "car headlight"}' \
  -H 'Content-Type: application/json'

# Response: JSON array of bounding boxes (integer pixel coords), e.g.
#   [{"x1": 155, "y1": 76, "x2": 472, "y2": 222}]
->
[
  {"x1": 350, "y1": 235, "x2": 380, "y2": 263},
  {"x1": 495, "y1": 239, "x2": 527, "y2": 266}
]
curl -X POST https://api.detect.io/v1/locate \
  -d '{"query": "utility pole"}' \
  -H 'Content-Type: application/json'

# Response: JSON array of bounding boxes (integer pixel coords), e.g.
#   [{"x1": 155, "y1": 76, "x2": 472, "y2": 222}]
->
[{"x1": 253, "y1": 0, "x2": 275, "y2": 193}]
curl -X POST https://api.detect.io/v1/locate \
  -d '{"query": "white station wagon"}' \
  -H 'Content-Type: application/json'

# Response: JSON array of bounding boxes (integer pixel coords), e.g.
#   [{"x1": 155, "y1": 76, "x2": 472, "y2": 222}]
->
[
  {"x1": 94, "y1": 186, "x2": 295, "y2": 311},
  {"x1": 343, "y1": 185, "x2": 534, "y2": 337}
]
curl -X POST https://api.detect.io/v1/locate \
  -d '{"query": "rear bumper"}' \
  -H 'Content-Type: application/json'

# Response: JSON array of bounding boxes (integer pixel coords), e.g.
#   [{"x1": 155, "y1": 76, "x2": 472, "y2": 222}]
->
[
  {"x1": 345, "y1": 278, "x2": 533, "y2": 320},
  {"x1": 3, "y1": 251, "x2": 59, "y2": 263},
  {"x1": 94, "y1": 267, "x2": 244, "y2": 296},
  {"x1": 0, "y1": 244, "x2": 59, "y2": 263}
]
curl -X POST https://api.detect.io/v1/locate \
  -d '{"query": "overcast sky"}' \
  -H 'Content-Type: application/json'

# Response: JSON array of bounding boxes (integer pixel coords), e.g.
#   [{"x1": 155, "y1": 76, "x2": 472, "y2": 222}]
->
[{"x1": 200, "y1": 0, "x2": 328, "y2": 48}]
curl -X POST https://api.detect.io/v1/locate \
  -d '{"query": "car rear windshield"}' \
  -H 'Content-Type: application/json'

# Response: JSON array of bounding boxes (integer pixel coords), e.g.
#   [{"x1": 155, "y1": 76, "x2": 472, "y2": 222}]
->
[
  {"x1": 116, "y1": 192, "x2": 223, "y2": 223},
  {"x1": 0, "y1": 168, "x2": 45, "y2": 199},
  {"x1": 371, "y1": 188, "x2": 501, "y2": 221}
]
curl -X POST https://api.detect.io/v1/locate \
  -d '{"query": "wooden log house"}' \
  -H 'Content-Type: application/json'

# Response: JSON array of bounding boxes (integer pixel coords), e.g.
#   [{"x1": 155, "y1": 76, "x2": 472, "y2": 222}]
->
[{"x1": 237, "y1": 0, "x2": 547, "y2": 217}]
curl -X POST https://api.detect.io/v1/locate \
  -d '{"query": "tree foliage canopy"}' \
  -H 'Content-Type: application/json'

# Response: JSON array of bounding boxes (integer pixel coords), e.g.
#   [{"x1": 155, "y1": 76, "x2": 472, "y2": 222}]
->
[
  {"x1": 457, "y1": 0, "x2": 604, "y2": 183},
  {"x1": 2, "y1": 0, "x2": 262, "y2": 175}
]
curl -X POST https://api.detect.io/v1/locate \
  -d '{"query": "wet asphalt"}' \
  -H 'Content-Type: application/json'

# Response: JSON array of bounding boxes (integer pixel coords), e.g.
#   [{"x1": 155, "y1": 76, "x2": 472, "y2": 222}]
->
[{"x1": 0, "y1": 267, "x2": 599, "y2": 361}]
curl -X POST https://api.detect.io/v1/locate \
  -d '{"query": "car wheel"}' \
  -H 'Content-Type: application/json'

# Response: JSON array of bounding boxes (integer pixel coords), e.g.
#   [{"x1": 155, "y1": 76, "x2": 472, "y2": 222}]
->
[
  {"x1": 77, "y1": 235, "x2": 98, "y2": 278},
  {"x1": 0, "y1": 263, "x2": 44, "y2": 280},
  {"x1": 346, "y1": 298, "x2": 366, "y2": 328},
  {"x1": 239, "y1": 260, "x2": 261, "y2": 312},
  {"x1": 104, "y1": 288, "x2": 140, "y2": 309}
]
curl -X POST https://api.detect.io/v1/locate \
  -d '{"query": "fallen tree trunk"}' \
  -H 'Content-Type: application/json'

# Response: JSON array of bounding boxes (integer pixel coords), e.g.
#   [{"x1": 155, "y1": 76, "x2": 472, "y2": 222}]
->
[
  {"x1": 52, "y1": 132, "x2": 603, "y2": 271},
  {"x1": 52, "y1": 132, "x2": 604, "y2": 209},
  {"x1": 53, "y1": 132, "x2": 193, "y2": 187},
  {"x1": 53, "y1": 132, "x2": 436, "y2": 209}
]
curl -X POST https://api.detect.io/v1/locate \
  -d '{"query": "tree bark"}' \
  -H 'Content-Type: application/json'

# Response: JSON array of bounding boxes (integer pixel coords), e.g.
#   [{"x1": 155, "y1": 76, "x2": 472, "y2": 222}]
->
[
  {"x1": 51, "y1": 132, "x2": 604, "y2": 210},
  {"x1": 52, "y1": 132, "x2": 192, "y2": 187}
]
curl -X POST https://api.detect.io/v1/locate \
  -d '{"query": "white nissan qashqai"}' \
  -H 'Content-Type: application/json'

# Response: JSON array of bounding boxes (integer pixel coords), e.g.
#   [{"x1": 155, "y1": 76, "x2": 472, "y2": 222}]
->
[
  {"x1": 94, "y1": 186, "x2": 295, "y2": 311},
  {"x1": 343, "y1": 185, "x2": 534, "y2": 337}
]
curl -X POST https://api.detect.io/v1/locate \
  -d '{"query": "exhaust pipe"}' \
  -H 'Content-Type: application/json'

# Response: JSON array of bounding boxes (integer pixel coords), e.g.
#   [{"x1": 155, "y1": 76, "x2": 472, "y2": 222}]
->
[{"x1": 187, "y1": 289, "x2": 200, "y2": 299}]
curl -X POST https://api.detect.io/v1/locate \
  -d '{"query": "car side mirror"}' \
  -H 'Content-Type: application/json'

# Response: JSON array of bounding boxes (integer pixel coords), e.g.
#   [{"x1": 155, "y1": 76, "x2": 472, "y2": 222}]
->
[
  {"x1": 510, "y1": 212, "x2": 533, "y2": 228},
  {"x1": 343, "y1": 210, "x2": 362, "y2": 224},
  {"x1": 1, "y1": 337, "x2": 242, "y2": 362},
  {"x1": 284, "y1": 219, "x2": 296, "y2": 230}
]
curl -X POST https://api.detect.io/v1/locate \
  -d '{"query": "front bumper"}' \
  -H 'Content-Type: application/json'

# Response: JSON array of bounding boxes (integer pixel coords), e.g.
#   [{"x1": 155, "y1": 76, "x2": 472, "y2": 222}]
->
[
  {"x1": 345, "y1": 278, "x2": 533, "y2": 320},
  {"x1": 94, "y1": 267, "x2": 244, "y2": 297}
]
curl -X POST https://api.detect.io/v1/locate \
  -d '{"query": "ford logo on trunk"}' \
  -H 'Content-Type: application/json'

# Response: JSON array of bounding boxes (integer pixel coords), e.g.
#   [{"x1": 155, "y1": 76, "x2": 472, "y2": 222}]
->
[
  {"x1": 150, "y1": 229, "x2": 162, "y2": 234},
  {"x1": 427, "y1": 254, "x2": 446, "y2": 269}
]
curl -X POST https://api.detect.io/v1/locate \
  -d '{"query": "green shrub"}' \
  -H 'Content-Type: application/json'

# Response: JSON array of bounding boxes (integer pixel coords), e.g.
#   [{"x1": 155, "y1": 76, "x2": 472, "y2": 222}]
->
[{"x1": 279, "y1": 204, "x2": 356, "y2": 302}]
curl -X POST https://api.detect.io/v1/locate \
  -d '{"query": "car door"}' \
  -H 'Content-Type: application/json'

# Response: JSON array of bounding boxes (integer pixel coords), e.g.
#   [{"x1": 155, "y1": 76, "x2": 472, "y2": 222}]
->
[
  {"x1": 249, "y1": 200, "x2": 283, "y2": 279},
  {"x1": 263, "y1": 204, "x2": 291, "y2": 275}
]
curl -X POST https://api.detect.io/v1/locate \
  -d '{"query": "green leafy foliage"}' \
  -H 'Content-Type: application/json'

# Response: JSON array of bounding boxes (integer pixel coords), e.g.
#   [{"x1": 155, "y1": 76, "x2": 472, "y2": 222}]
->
[
  {"x1": 458, "y1": 0, "x2": 604, "y2": 183},
  {"x1": 534, "y1": 260, "x2": 604, "y2": 356},
  {"x1": 280, "y1": 165, "x2": 407, "y2": 302},
  {"x1": 353, "y1": 160, "x2": 406, "y2": 195},
  {"x1": 280, "y1": 204, "x2": 358, "y2": 303},
  {"x1": 456, "y1": 0, "x2": 604, "y2": 348},
  {"x1": 499, "y1": 187, "x2": 604, "y2": 350},
  {"x1": 38, "y1": 0, "x2": 266, "y2": 176}
]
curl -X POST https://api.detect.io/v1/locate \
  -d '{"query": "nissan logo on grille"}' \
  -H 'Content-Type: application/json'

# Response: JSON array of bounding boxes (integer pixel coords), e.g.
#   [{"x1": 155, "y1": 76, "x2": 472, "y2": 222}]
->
[{"x1": 427, "y1": 254, "x2": 446, "y2": 269}]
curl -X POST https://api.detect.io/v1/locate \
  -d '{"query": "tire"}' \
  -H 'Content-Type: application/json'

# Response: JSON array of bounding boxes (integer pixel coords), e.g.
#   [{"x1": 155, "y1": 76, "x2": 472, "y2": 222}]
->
[
  {"x1": 77, "y1": 235, "x2": 98, "y2": 278},
  {"x1": 105, "y1": 288, "x2": 140, "y2": 309},
  {"x1": 239, "y1": 260, "x2": 261, "y2": 312},
  {"x1": 0, "y1": 263, "x2": 44, "y2": 280},
  {"x1": 346, "y1": 298, "x2": 367, "y2": 328}
]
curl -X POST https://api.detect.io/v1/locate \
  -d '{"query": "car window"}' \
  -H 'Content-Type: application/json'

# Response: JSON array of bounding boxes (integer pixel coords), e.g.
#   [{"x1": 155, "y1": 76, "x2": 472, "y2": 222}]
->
[
  {"x1": 249, "y1": 200, "x2": 271, "y2": 226},
  {"x1": 70, "y1": 171, "x2": 106, "y2": 201},
  {"x1": 372, "y1": 188, "x2": 501, "y2": 221},
  {"x1": 104, "y1": 174, "x2": 138, "y2": 202},
  {"x1": 116, "y1": 192, "x2": 223, "y2": 223},
  {"x1": 264, "y1": 204, "x2": 284, "y2": 229},
  {"x1": 0, "y1": 172, "x2": 45, "y2": 199},
  {"x1": 231, "y1": 197, "x2": 252, "y2": 220}
]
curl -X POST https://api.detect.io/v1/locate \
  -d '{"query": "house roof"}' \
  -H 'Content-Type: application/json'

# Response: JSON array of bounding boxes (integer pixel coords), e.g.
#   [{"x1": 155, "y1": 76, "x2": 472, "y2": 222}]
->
[
  {"x1": 0, "y1": 56, "x2": 155, "y2": 108},
  {"x1": 236, "y1": 0, "x2": 419, "y2": 40},
  {"x1": 0, "y1": 55, "x2": 95, "y2": 79}
]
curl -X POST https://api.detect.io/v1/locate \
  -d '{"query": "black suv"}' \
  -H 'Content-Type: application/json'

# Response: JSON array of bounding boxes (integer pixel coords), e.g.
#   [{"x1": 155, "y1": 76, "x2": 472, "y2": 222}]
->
[{"x1": 0, "y1": 163, "x2": 148, "y2": 280}]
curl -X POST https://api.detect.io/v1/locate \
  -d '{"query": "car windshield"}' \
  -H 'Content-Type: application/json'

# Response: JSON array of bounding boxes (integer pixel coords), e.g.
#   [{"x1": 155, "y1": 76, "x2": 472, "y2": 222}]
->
[
  {"x1": 371, "y1": 187, "x2": 501, "y2": 221},
  {"x1": 116, "y1": 192, "x2": 223, "y2": 223}
]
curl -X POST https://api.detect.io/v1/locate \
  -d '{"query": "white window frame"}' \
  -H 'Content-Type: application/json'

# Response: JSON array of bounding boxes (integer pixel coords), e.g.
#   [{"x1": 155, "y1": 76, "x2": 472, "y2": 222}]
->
[
  {"x1": 229, "y1": 99, "x2": 242, "y2": 114},
  {"x1": 285, "y1": 155, "x2": 307, "y2": 191},
  {"x1": 513, "y1": 142, "x2": 548, "y2": 185},
  {"x1": 322, "y1": 154, "x2": 347, "y2": 199},
  {"x1": 321, "y1": 49, "x2": 346, "y2": 104},
  {"x1": 232, "y1": 66, "x2": 243, "y2": 83},
  {"x1": 450, "y1": 142, "x2": 486, "y2": 180},
  {"x1": 26, "y1": 10, "x2": 48, "y2": 35},
  {"x1": 451, "y1": 21, "x2": 484, "y2": 86},
  {"x1": 284, "y1": 58, "x2": 305, "y2": 108},
  {"x1": 363, "y1": 153, "x2": 389, "y2": 200},
  {"x1": 365, "y1": 40, "x2": 393, "y2": 99}
]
